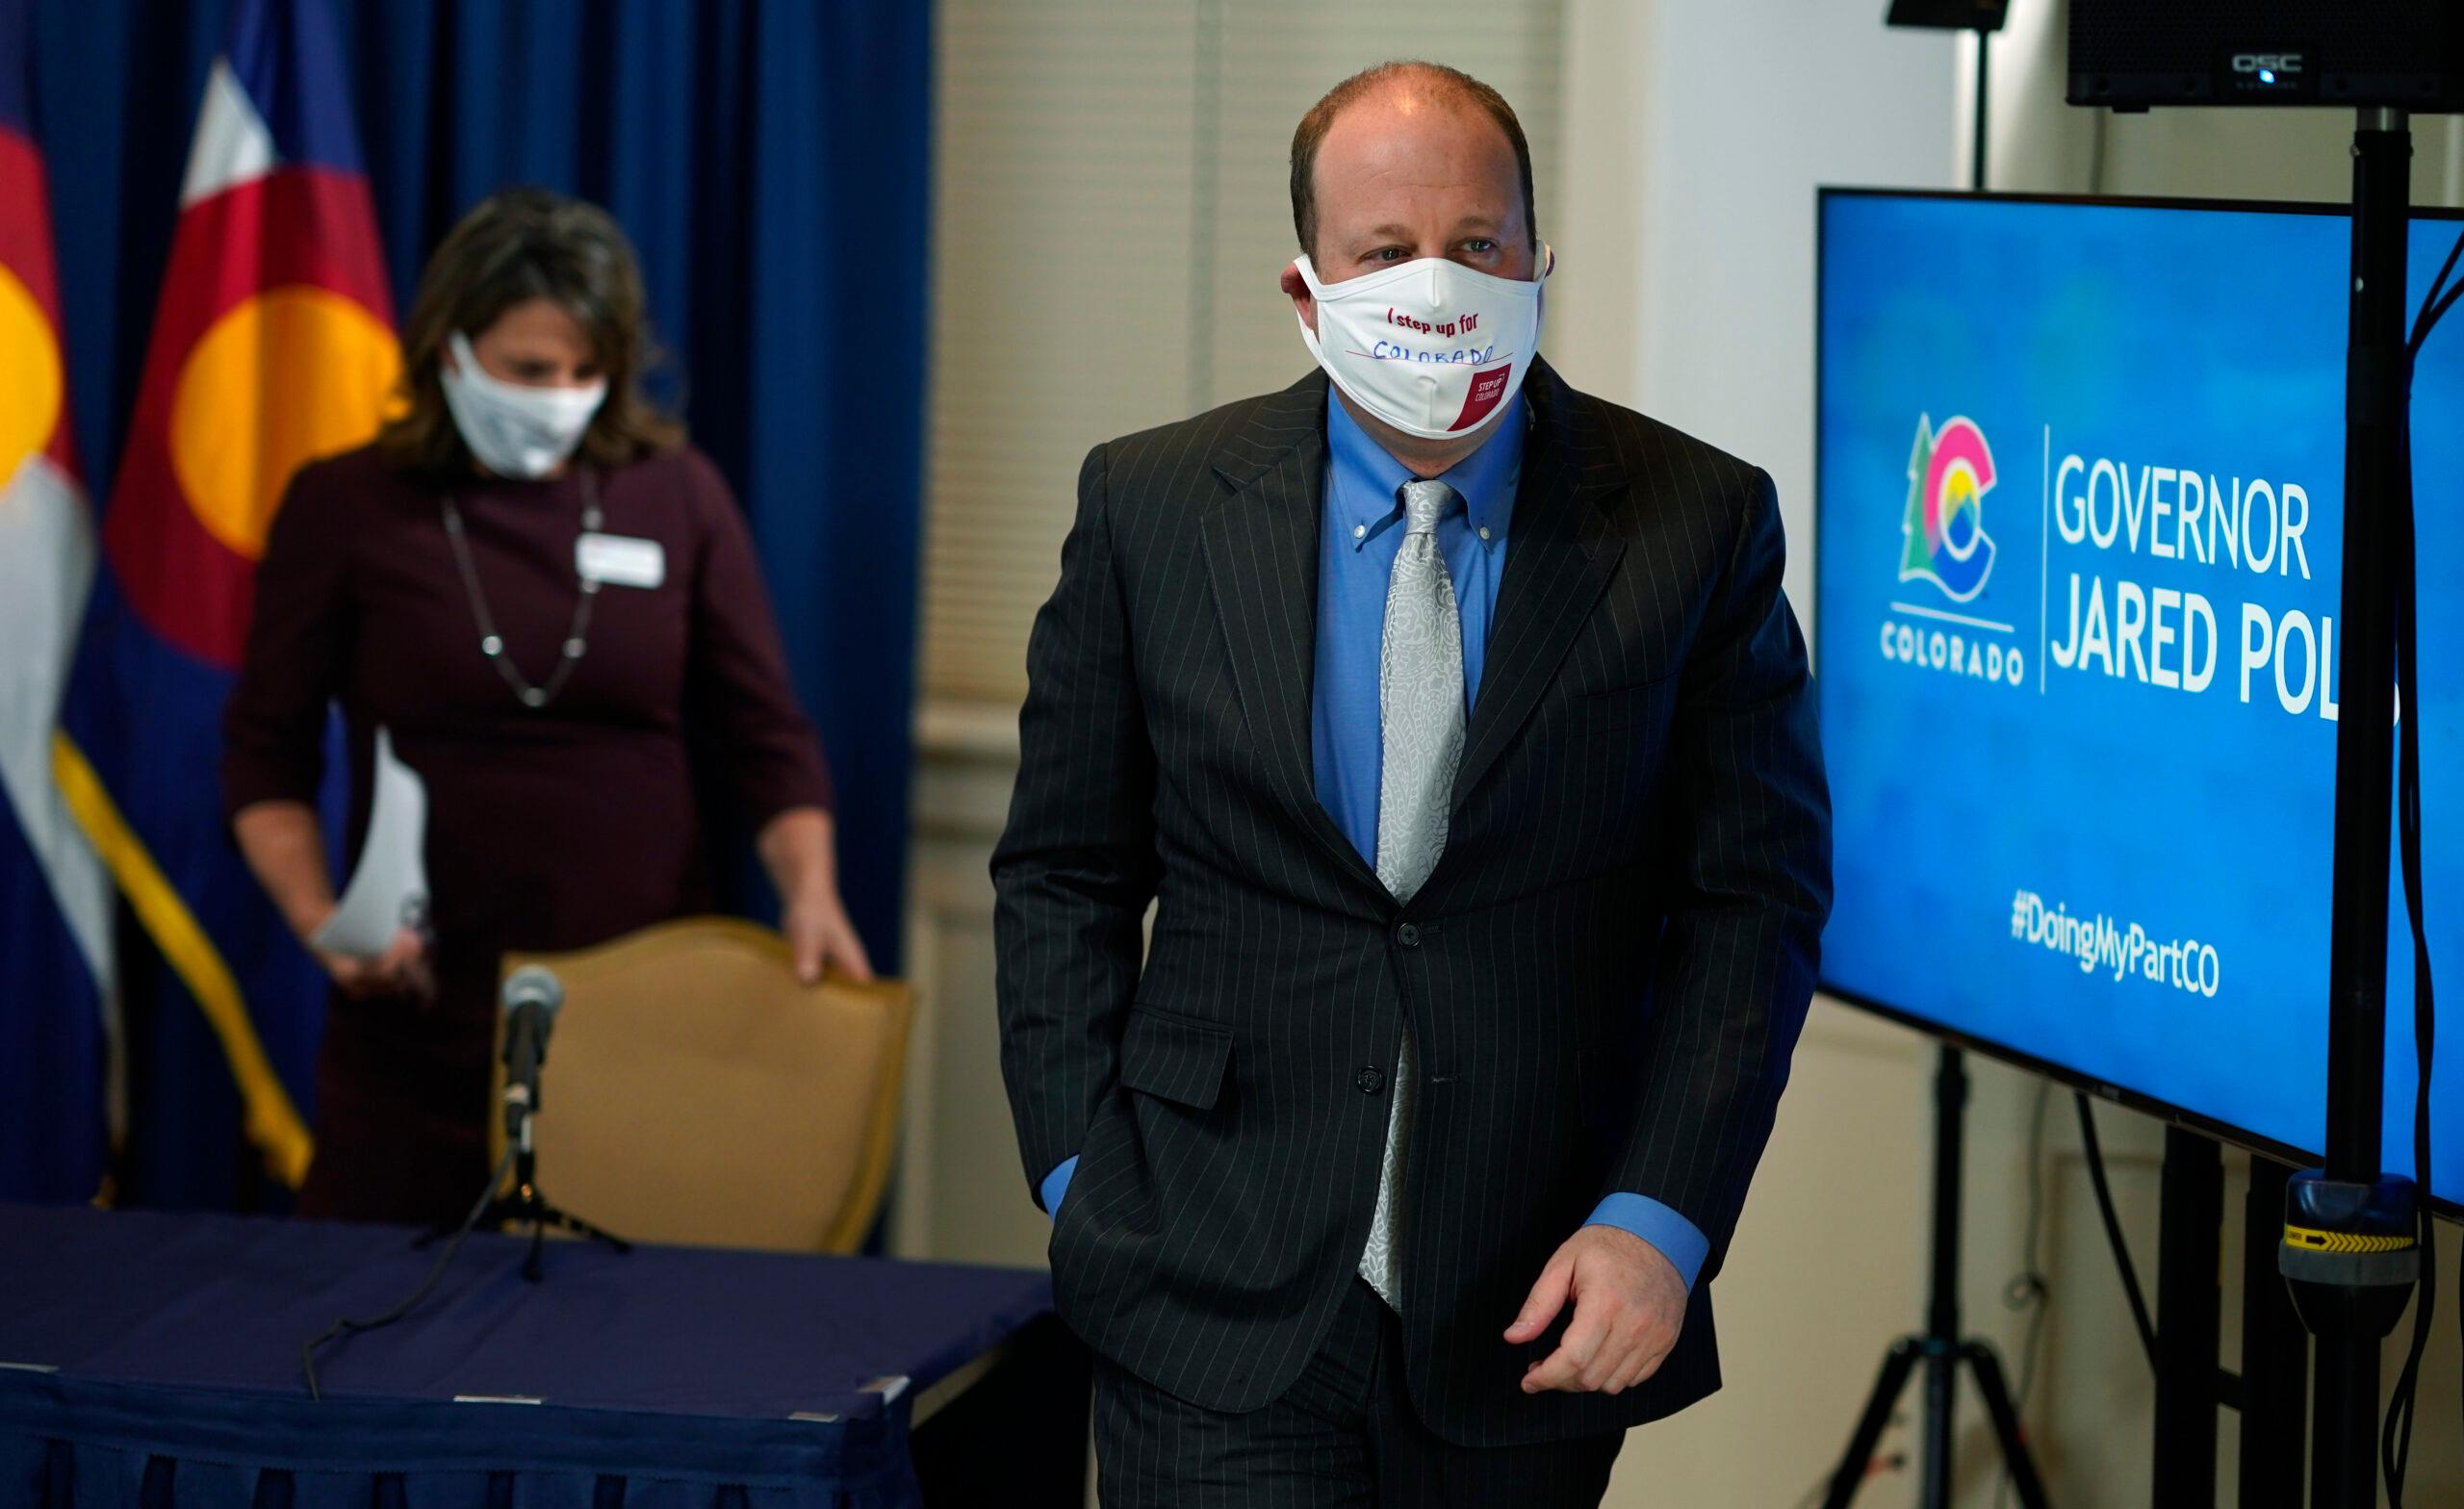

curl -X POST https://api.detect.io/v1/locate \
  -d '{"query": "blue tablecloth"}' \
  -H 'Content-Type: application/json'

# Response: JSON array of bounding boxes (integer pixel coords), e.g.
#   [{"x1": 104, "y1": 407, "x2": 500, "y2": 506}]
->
[{"x1": 0, "y1": 1205, "x2": 1054, "y2": 1508}]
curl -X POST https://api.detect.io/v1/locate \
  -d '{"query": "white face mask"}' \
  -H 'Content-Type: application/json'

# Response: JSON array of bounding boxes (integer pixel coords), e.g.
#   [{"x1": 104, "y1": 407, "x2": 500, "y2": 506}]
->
[
  {"x1": 1293, "y1": 246, "x2": 1550, "y2": 441},
  {"x1": 438, "y1": 330, "x2": 608, "y2": 479}
]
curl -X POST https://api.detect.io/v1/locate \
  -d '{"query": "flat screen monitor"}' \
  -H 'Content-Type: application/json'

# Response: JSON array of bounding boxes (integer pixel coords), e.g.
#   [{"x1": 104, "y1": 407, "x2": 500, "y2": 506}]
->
[{"x1": 1815, "y1": 189, "x2": 2463, "y2": 1209}]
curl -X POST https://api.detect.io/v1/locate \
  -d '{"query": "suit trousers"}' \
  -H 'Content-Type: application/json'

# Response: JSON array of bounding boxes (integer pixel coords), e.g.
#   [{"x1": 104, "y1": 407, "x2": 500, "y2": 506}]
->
[{"x1": 1091, "y1": 1278, "x2": 1625, "y2": 1507}]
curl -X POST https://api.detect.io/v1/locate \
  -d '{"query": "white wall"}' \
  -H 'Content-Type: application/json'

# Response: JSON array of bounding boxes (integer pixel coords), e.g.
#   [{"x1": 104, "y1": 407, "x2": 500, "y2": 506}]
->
[{"x1": 1626, "y1": 5, "x2": 1958, "y2": 623}]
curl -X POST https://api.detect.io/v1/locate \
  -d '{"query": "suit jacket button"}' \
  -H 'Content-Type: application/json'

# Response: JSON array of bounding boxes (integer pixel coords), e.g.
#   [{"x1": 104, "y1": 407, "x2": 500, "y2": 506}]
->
[
  {"x1": 1355, "y1": 1065, "x2": 1385, "y2": 1095},
  {"x1": 1395, "y1": 922, "x2": 1421, "y2": 948}
]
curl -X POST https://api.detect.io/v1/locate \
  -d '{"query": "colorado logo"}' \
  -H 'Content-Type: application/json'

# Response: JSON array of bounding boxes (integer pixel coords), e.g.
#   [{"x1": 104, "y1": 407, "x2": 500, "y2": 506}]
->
[{"x1": 1898, "y1": 414, "x2": 1997, "y2": 603}]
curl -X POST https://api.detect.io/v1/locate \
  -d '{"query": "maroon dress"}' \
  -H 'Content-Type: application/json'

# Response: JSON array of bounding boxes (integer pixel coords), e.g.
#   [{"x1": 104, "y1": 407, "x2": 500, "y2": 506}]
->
[{"x1": 223, "y1": 443, "x2": 833, "y2": 1226}]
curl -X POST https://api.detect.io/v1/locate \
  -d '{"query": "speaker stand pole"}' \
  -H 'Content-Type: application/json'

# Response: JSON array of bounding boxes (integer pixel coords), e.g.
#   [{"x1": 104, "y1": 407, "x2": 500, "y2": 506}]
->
[
  {"x1": 2241, "y1": 1156, "x2": 2306, "y2": 1509},
  {"x1": 2280, "y1": 105, "x2": 2424, "y2": 1509},
  {"x1": 1969, "y1": 26, "x2": 1989, "y2": 194}
]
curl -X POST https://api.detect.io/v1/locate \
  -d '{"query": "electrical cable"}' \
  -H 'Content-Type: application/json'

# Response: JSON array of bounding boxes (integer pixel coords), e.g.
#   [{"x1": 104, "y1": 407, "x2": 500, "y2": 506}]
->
[
  {"x1": 2073, "y1": 1093, "x2": 2158, "y2": 1368},
  {"x1": 1791, "y1": 1451, "x2": 1909, "y2": 1509},
  {"x1": 2406, "y1": 226, "x2": 2464, "y2": 364},
  {"x1": 2378, "y1": 218, "x2": 2461, "y2": 1507},
  {"x1": 1994, "y1": 1081, "x2": 2054, "y2": 1509},
  {"x1": 300, "y1": 1144, "x2": 517, "y2": 1401},
  {"x1": 2432, "y1": 225, "x2": 2460, "y2": 1494},
  {"x1": 2381, "y1": 386, "x2": 2432, "y2": 1506}
]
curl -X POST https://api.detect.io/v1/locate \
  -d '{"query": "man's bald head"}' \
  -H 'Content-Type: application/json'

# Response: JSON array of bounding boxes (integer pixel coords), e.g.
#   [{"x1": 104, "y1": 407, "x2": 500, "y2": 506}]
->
[{"x1": 1289, "y1": 61, "x2": 1537, "y2": 264}]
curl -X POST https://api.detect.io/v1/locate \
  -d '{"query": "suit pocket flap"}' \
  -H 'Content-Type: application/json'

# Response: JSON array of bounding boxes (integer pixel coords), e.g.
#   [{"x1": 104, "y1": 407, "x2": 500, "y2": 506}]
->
[{"x1": 1119, "y1": 1007, "x2": 1233, "y2": 1110}]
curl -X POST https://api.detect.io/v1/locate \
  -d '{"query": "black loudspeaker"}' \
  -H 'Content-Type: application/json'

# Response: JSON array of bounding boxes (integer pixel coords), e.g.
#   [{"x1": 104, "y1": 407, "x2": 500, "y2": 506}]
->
[
  {"x1": 2068, "y1": 0, "x2": 2464, "y2": 112},
  {"x1": 1884, "y1": 0, "x2": 2007, "y2": 34}
]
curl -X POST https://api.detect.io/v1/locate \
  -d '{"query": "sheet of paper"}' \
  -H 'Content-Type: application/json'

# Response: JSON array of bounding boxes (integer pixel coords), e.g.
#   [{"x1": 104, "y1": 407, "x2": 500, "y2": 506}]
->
[{"x1": 311, "y1": 727, "x2": 429, "y2": 959}]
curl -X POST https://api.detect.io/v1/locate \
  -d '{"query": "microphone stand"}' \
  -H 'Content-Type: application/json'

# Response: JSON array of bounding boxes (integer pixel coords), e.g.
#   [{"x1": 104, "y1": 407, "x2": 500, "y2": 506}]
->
[
  {"x1": 470, "y1": 1091, "x2": 631, "y2": 1284},
  {"x1": 421, "y1": 989, "x2": 631, "y2": 1282}
]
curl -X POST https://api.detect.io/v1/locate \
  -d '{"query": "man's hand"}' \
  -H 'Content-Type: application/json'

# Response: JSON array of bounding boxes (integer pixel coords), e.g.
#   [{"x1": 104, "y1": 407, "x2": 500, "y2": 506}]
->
[{"x1": 1504, "y1": 1223, "x2": 1687, "y2": 1395}]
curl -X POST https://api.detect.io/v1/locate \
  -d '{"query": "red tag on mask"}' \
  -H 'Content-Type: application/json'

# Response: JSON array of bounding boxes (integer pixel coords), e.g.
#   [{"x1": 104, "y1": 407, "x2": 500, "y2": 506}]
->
[{"x1": 1448, "y1": 361, "x2": 1515, "y2": 432}]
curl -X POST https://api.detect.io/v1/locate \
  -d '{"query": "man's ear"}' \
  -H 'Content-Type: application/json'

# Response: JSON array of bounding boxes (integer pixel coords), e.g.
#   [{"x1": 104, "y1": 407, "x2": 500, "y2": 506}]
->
[{"x1": 1280, "y1": 261, "x2": 1316, "y2": 337}]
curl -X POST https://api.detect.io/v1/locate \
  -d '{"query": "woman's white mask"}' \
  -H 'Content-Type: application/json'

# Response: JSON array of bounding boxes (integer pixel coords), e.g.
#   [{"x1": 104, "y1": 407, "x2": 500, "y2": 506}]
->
[{"x1": 439, "y1": 330, "x2": 608, "y2": 479}]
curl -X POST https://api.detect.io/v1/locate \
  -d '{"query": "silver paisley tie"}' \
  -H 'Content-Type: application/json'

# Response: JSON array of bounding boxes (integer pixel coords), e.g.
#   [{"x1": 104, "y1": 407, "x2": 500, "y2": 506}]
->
[{"x1": 1358, "y1": 478, "x2": 1466, "y2": 1310}]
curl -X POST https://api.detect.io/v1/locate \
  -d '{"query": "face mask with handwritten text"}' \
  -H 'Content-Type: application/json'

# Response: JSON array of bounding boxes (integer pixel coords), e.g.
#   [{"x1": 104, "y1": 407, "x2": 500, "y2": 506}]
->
[{"x1": 1293, "y1": 246, "x2": 1550, "y2": 441}]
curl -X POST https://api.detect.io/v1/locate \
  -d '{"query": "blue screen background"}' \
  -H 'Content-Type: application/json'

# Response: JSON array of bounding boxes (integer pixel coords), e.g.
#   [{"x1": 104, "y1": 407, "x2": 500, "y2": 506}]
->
[{"x1": 1816, "y1": 192, "x2": 2464, "y2": 1203}]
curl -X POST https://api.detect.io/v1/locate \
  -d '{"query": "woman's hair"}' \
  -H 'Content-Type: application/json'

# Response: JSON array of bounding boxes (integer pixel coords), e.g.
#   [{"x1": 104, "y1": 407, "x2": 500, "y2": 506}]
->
[{"x1": 377, "y1": 187, "x2": 684, "y2": 478}]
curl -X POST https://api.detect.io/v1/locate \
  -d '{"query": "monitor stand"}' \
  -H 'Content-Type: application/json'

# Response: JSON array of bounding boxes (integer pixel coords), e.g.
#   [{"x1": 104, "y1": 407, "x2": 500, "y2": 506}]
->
[{"x1": 1821, "y1": 1044, "x2": 2051, "y2": 1509}]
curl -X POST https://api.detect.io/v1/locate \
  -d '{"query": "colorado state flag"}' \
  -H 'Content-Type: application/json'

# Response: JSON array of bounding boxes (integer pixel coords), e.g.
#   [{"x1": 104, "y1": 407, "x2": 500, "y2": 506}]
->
[
  {"x1": 0, "y1": 0, "x2": 116, "y2": 1203},
  {"x1": 60, "y1": 0, "x2": 396, "y2": 1200}
]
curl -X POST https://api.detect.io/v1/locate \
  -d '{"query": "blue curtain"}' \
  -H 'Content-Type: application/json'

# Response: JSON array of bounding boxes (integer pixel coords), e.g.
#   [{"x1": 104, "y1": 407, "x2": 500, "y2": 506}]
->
[{"x1": 24, "y1": 0, "x2": 931, "y2": 1202}]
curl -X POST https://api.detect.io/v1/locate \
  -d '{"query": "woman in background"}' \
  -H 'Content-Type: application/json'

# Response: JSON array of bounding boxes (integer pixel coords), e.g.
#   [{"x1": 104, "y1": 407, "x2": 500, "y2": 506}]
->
[{"x1": 225, "y1": 188, "x2": 870, "y2": 1227}]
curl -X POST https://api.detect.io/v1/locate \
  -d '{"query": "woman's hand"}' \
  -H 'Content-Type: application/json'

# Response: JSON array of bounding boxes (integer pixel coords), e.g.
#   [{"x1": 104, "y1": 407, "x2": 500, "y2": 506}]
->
[
  {"x1": 782, "y1": 882, "x2": 874, "y2": 985},
  {"x1": 313, "y1": 922, "x2": 435, "y2": 1002},
  {"x1": 234, "y1": 803, "x2": 434, "y2": 1003},
  {"x1": 758, "y1": 806, "x2": 873, "y2": 985}
]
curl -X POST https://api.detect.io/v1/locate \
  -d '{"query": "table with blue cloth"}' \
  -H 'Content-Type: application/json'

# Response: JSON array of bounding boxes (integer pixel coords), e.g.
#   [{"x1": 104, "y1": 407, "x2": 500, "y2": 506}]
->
[{"x1": 0, "y1": 1205, "x2": 1087, "y2": 1508}]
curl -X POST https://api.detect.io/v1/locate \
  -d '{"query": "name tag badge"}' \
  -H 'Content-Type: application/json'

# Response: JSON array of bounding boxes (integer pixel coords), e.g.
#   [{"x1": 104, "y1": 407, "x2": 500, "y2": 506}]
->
[{"x1": 576, "y1": 533, "x2": 666, "y2": 590}]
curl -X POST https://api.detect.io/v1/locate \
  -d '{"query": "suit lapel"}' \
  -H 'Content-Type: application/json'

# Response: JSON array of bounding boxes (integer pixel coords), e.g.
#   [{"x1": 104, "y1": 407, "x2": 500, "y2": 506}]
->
[
  {"x1": 1199, "y1": 372, "x2": 1387, "y2": 899},
  {"x1": 1451, "y1": 360, "x2": 1628, "y2": 809}
]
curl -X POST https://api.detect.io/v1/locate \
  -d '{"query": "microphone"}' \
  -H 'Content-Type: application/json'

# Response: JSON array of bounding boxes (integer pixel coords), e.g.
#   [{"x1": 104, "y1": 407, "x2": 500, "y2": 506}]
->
[{"x1": 500, "y1": 965, "x2": 565, "y2": 1143}]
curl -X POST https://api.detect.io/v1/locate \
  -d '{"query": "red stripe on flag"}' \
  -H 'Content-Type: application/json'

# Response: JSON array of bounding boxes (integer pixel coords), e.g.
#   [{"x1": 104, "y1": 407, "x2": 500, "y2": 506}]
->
[
  {"x1": 115, "y1": 166, "x2": 392, "y2": 382},
  {"x1": 0, "y1": 132, "x2": 64, "y2": 320},
  {"x1": 101, "y1": 166, "x2": 395, "y2": 671},
  {"x1": 0, "y1": 126, "x2": 76, "y2": 474}
]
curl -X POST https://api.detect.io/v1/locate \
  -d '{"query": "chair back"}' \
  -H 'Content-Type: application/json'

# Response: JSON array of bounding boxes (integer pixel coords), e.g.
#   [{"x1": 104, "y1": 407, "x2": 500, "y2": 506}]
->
[{"x1": 495, "y1": 916, "x2": 911, "y2": 1253}]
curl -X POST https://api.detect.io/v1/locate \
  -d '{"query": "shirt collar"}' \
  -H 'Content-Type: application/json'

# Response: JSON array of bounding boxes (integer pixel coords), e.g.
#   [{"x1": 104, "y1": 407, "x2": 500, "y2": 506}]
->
[{"x1": 1324, "y1": 387, "x2": 1526, "y2": 550}]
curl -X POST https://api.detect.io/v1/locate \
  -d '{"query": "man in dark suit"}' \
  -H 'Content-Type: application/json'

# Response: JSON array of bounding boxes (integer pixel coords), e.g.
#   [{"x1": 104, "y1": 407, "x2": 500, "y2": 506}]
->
[{"x1": 993, "y1": 59, "x2": 1831, "y2": 1506}]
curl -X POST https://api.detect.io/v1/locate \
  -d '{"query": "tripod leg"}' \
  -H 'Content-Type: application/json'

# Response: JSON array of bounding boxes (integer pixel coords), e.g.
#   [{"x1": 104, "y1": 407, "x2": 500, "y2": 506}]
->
[
  {"x1": 553, "y1": 1211, "x2": 632, "y2": 1253},
  {"x1": 534, "y1": 1203, "x2": 633, "y2": 1253},
  {"x1": 1963, "y1": 1343, "x2": 2052, "y2": 1509},
  {"x1": 1825, "y1": 1339, "x2": 1922, "y2": 1509}
]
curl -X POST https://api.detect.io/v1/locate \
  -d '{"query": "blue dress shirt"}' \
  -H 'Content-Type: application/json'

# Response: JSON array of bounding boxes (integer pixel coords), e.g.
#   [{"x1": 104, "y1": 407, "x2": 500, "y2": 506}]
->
[{"x1": 1042, "y1": 390, "x2": 1708, "y2": 1294}]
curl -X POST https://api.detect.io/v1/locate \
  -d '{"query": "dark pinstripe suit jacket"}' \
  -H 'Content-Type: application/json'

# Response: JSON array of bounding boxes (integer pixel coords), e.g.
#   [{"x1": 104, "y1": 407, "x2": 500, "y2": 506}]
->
[{"x1": 992, "y1": 359, "x2": 1832, "y2": 1447}]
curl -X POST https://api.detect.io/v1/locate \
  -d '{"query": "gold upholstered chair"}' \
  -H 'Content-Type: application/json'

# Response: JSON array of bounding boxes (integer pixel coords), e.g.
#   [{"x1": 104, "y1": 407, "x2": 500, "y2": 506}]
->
[{"x1": 493, "y1": 916, "x2": 912, "y2": 1254}]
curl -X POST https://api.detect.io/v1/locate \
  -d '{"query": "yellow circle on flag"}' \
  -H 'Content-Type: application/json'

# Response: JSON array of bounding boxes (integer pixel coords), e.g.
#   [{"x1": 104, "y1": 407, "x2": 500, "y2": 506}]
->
[
  {"x1": 0, "y1": 264, "x2": 64, "y2": 493},
  {"x1": 170, "y1": 286, "x2": 400, "y2": 560}
]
